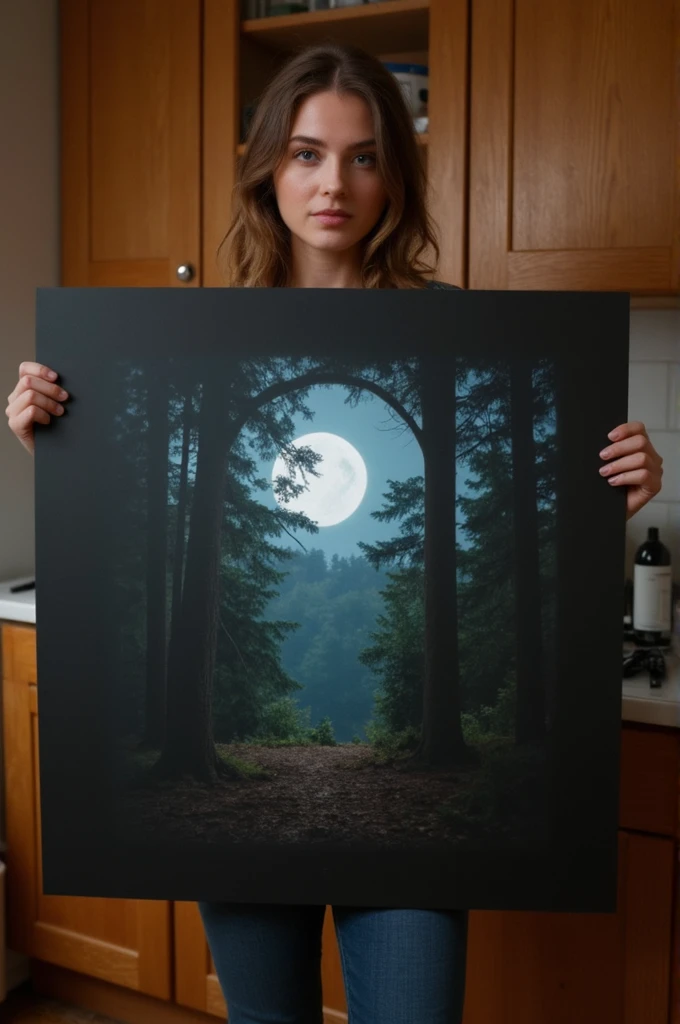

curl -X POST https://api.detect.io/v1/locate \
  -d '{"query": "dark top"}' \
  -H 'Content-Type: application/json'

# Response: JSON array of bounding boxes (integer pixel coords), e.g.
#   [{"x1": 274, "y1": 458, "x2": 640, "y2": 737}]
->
[{"x1": 426, "y1": 280, "x2": 461, "y2": 291}]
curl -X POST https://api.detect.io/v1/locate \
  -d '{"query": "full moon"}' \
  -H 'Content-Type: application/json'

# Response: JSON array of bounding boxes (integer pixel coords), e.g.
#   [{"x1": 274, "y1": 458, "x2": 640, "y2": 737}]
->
[{"x1": 271, "y1": 432, "x2": 368, "y2": 527}]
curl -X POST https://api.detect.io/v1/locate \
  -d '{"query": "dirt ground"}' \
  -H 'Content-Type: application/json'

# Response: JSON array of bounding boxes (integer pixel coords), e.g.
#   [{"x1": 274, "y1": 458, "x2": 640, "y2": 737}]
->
[{"x1": 121, "y1": 743, "x2": 545, "y2": 848}]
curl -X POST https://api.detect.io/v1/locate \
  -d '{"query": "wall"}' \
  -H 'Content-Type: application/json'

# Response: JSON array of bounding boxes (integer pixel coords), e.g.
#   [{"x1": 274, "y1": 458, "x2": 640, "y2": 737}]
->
[
  {"x1": 0, "y1": 0, "x2": 59, "y2": 580},
  {"x1": 626, "y1": 307, "x2": 680, "y2": 580}
]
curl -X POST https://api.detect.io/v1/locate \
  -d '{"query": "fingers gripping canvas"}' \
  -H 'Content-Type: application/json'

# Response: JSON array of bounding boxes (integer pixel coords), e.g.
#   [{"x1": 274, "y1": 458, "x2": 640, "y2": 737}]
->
[{"x1": 35, "y1": 288, "x2": 628, "y2": 911}]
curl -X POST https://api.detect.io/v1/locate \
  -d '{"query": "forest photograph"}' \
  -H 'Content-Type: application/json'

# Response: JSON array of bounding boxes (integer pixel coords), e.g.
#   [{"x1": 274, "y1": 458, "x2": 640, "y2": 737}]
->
[
  {"x1": 103, "y1": 350, "x2": 559, "y2": 857},
  {"x1": 35, "y1": 287, "x2": 629, "y2": 908}
]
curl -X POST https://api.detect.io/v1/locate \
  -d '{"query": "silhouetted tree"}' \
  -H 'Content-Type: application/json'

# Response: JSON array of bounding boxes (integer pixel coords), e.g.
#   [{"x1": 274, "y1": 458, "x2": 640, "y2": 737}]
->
[
  {"x1": 157, "y1": 360, "x2": 322, "y2": 780},
  {"x1": 141, "y1": 365, "x2": 169, "y2": 748},
  {"x1": 510, "y1": 360, "x2": 545, "y2": 744},
  {"x1": 169, "y1": 385, "x2": 194, "y2": 648}
]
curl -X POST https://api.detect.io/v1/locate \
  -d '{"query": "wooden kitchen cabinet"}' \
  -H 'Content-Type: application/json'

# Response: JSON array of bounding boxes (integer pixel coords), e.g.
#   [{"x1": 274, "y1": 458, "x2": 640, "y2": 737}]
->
[
  {"x1": 173, "y1": 903, "x2": 225, "y2": 1018},
  {"x1": 469, "y1": 0, "x2": 680, "y2": 292},
  {"x1": 61, "y1": 1, "x2": 680, "y2": 295},
  {"x1": 61, "y1": 0, "x2": 468, "y2": 290},
  {"x1": 463, "y1": 831, "x2": 674, "y2": 1024},
  {"x1": 3, "y1": 621, "x2": 678, "y2": 1023},
  {"x1": 1, "y1": 624, "x2": 172, "y2": 999},
  {"x1": 460, "y1": 726, "x2": 678, "y2": 1024},
  {"x1": 60, "y1": 0, "x2": 202, "y2": 288}
]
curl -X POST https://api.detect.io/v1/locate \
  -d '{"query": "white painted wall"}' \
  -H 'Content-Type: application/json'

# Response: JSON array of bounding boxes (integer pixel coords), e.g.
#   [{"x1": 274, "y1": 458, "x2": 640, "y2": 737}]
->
[{"x1": 0, "y1": 0, "x2": 59, "y2": 579}]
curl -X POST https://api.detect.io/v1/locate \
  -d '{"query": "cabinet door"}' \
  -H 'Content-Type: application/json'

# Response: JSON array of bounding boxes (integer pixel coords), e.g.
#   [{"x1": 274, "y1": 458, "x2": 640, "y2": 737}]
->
[
  {"x1": 61, "y1": 0, "x2": 201, "y2": 287},
  {"x1": 173, "y1": 903, "x2": 226, "y2": 1019},
  {"x1": 427, "y1": 0, "x2": 469, "y2": 288},
  {"x1": 2, "y1": 625, "x2": 172, "y2": 998},
  {"x1": 469, "y1": 0, "x2": 680, "y2": 292},
  {"x1": 463, "y1": 831, "x2": 674, "y2": 1024},
  {"x1": 174, "y1": 902, "x2": 348, "y2": 1021}
]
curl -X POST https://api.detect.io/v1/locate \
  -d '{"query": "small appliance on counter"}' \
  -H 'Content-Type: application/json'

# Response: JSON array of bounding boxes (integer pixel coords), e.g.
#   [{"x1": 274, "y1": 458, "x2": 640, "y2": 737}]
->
[{"x1": 623, "y1": 645, "x2": 667, "y2": 688}]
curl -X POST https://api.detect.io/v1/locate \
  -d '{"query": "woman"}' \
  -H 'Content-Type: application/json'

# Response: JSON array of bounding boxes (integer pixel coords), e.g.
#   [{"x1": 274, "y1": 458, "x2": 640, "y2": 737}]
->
[{"x1": 5, "y1": 43, "x2": 663, "y2": 1024}]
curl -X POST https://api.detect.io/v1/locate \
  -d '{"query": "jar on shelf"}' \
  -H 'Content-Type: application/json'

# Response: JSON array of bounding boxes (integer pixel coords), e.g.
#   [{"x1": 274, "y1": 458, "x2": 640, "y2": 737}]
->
[
  {"x1": 242, "y1": 0, "x2": 267, "y2": 16},
  {"x1": 383, "y1": 63, "x2": 429, "y2": 118},
  {"x1": 267, "y1": 1, "x2": 310, "y2": 13}
]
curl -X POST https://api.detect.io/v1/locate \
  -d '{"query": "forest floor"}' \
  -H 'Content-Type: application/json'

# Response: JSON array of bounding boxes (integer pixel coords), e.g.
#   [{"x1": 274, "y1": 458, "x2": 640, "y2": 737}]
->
[{"x1": 121, "y1": 741, "x2": 547, "y2": 848}]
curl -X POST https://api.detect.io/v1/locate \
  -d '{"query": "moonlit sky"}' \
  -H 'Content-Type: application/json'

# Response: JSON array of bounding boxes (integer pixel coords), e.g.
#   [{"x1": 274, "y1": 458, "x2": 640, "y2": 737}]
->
[
  {"x1": 245, "y1": 386, "x2": 474, "y2": 560},
  {"x1": 271, "y1": 432, "x2": 368, "y2": 527}
]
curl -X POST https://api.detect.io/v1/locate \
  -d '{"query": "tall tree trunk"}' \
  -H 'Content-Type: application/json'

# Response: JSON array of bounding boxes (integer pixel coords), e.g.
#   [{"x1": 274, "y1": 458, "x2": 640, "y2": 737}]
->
[
  {"x1": 169, "y1": 390, "x2": 193, "y2": 647},
  {"x1": 159, "y1": 374, "x2": 233, "y2": 782},
  {"x1": 141, "y1": 365, "x2": 169, "y2": 748},
  {"x1": 510, "y1": 360, "x2": 546, "y2": 744},
  {"x1": 416, "y1": 357, "x2": 473, "y2": 767}
]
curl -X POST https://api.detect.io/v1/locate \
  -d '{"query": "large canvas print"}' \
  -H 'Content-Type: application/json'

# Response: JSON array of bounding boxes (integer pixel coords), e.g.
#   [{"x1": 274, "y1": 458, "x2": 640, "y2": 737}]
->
[{"x1": 35, "y1": 287, "x2": 628, "y2": 911}]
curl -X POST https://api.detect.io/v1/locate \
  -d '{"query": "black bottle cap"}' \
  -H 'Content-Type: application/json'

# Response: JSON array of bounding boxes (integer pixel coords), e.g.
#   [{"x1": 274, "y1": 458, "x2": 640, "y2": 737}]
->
[{"x1": 648, "y1": 527, "x2": 659, "y2": 542}]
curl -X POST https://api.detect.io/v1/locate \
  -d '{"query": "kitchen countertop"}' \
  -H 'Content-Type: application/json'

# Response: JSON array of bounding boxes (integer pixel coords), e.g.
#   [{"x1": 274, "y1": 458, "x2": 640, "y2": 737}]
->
[
  {"x1": 1, "y1": 578, "x2": 679, "y2": 728},
  {"x1": 621, "y1": 647, "x2": 680, "y2": 728},
  {"x1": 0, "y1": 577, "x2": 36, "y2": 625}
]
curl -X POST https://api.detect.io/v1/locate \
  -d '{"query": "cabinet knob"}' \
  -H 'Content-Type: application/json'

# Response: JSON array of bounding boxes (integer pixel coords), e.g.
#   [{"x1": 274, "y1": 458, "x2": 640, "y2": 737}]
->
[{"x1": 176, "y1": 263, "x2": 195, "y2": 283}]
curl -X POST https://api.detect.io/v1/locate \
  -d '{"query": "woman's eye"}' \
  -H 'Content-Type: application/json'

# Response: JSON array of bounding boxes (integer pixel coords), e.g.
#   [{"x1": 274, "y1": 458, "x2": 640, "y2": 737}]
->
[
  {"x1": 294, "y1": 150, "x2": 317, "y2": 162},
  {"x1": 354, "y1": 153, "x2": 376, "y2": 167}
]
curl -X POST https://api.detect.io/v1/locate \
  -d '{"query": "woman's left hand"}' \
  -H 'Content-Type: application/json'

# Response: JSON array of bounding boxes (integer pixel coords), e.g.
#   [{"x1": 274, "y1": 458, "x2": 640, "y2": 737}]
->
[{"x1": 599, "y1": 421, "x2": 663, "y2": 520}]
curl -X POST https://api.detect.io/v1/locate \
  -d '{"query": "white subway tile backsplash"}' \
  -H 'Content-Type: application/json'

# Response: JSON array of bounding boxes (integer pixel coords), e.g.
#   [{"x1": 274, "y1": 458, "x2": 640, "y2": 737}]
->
[
  {"x1": 628, "y1": 363, "x2": 669, "y2": 430},
  {"x1": 624, "y1": 308, "x2": 679, "y2": 580},
  {"x1": 629, "y1": 310, "x2": 680, "y2": 361},
  {"x1": 666, "y1": 504, "x2": 680, "y2": 580},
  {"x1": 667, "y1": 365, "x2": 680, "y2": 430},
  {"x1": 647, "y1": 432, "x2": 680, "y2": 502}
]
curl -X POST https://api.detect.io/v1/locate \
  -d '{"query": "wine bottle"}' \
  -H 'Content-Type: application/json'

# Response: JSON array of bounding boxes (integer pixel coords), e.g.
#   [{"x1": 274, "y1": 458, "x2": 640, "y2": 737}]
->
[{"x1": 633, "y1": 527, "x2": 672, "y2": 646}]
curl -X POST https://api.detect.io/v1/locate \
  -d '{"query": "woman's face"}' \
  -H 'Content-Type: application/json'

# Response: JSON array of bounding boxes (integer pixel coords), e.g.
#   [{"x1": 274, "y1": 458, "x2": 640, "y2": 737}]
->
[{"x1": 273, "y1": 91, "x2": 388, "y2": 255}]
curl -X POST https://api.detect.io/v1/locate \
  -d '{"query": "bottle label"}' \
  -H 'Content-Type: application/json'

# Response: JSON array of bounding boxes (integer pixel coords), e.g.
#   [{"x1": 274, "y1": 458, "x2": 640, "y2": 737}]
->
[{"x1": 633, "y1": 565, "x2": 672, "y2": 633}]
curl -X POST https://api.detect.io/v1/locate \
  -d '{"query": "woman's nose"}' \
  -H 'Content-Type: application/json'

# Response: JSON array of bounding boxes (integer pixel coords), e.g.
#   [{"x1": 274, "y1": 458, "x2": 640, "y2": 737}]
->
[{"x1": 321, "y1": 158, "x2": 347, "y2": 197}]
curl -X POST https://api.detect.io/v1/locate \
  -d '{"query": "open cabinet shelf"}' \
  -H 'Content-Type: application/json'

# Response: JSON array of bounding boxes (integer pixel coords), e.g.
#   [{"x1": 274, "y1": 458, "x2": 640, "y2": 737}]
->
[{"x1": 241, "y1": 0, "x2": 429, "y2": 54}]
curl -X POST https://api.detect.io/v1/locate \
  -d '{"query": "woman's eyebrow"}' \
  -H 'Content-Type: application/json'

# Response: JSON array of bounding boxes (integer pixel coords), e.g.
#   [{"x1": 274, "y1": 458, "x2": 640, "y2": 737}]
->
[{"x1": 289, "y1": 135, "x2": 376, "y2": 150}]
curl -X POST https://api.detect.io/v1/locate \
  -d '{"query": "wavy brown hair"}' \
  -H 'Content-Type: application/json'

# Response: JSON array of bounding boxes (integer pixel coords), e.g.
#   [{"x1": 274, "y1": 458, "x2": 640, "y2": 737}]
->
[{"x1": 218, "y1": 43, "x2": 439, "y2": 289}]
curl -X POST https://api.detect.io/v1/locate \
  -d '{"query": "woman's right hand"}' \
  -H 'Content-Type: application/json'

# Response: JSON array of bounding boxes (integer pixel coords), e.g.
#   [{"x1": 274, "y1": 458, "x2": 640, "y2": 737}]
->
[{"x1": 5, "y1": 362, "x2": 69, "y2": 456}]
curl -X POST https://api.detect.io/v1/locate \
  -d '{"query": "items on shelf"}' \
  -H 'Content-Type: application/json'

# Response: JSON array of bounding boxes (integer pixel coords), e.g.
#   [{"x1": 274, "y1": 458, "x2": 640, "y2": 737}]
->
[
  {"x1": 267, "y1": 2, "x2": 310, "y2": 13},
  {"x1": 242, "y1": 0, "x2": 309, "y2": 16},
  {"x1": 413, "y1": 87, "x2": 428, "y2": 133},
  {"x1": 243, "y1": 0, "x2": 268, "y2": 15},
  {"x1": 243, "y1": 0, "x2": 404, "y2": 17},
  {"x1": 383, "y1": 63, "x2": 429, "y2": 132}
]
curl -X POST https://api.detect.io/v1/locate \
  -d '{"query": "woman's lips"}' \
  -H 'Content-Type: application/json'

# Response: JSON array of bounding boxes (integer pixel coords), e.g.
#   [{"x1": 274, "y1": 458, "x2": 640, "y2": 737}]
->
[{"x1": 313, "y1": 210, "x2": 352, "y2": 227}]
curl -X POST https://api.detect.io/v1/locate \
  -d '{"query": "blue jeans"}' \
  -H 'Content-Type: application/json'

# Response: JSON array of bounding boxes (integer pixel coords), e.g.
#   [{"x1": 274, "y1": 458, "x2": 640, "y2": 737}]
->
[{"x1": 199, "y1": 902, "x2": 468, "y2": 1024}]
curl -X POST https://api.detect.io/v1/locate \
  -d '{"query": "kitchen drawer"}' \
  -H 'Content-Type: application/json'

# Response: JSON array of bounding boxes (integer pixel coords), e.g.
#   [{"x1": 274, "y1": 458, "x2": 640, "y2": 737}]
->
[
  {"x1": 619, "y1": 724, "x2": 679, "y2": 837},
  {"x1": 1, "y1": 624, "x2": 37, "y2": 686}
]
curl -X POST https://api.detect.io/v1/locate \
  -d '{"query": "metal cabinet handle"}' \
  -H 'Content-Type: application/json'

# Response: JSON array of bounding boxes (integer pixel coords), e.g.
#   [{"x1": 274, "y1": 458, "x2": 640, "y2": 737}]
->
[{"x1": 176, "y1": 263, "x2": 195, "y2": 283}]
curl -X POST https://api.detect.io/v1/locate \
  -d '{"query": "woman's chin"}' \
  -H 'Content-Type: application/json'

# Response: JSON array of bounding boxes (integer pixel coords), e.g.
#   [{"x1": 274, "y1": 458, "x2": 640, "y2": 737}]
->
[{"x1": 304, "y1": 230, "x2": 362, "y2": 254}]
